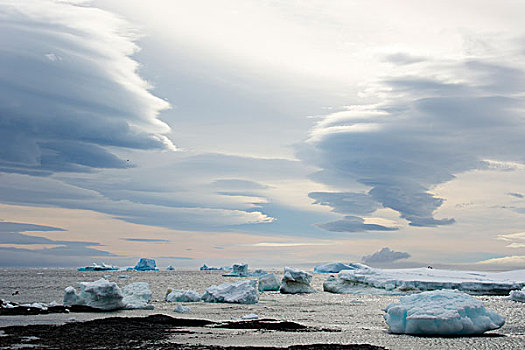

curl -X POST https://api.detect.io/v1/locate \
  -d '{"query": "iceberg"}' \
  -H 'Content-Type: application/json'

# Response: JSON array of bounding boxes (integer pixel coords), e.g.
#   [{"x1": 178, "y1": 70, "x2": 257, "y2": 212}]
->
[
  {"x1": 313, "y1": 262, "x2": 359, "y2": 273},
  {"x1": 222, "y1": 263, "x2": 249, "y2": 276},
  {"x1": 133, "y1": 258, "x2": 158, "y2": 271},
  {"x1": 384, "y1": 289, "x2": 505, "y2": 335},
  {"x1": 77, "y1": 263, "x2": 118, "y2": 271},
  {"x1": 166, "y1": 265, "x2": 175, "y2": 271},
  {"x1": 202, "y1": 280, "x2": 258, "y2": 304},
  {"x1": 200, "y1": 264, "x2": 231, "y2": 271},
  {"x1": 280, "y1": 267, "x2": 315, "y2": 294},
  {"x1": 122, "y1": 282, "x2": 153, "y2": 310},
  {"x1": 165, "y1": 289, "x2": 203, "y2": 302},
  {"x1": 510, "y1": 287, "x2": 525, "y2": 302},
  {"x1": 63, "y1": 279, "x2": 125, "y2": 311},
  {"x1": 174, "y1": 304, "x2": 191, "y2": 313},
  {"x1": 258, "y1": 273, "x2": 280, "y2": 292},
  {"x1": 323, "y1": 264, "x2": 525, "y2": 295}
]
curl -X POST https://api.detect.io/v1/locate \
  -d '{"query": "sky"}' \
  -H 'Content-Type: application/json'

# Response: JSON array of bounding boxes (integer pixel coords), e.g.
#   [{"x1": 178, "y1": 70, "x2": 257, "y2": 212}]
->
[{"x1": 0, "y1": 0, "x2": 524, "y2": 270}]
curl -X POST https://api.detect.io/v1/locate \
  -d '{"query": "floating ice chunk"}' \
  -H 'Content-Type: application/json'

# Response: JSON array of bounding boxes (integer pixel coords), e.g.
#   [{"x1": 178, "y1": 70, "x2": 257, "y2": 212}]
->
[
  {"x1": 166, "y1": 289, "x2": 203, "y2": 302},
  {"x1": 133, "y1": 258, "x2": 158, "y2": 271},
  {"x1": 77, "y1": 263, "x2": 118, "y2": 271},
  {"x1": 122, "y1": 282, "x2": 153, "y2": 309},
  {"x1": 200, "y1": 264, "x2": 231, "y2": 271},
  {"x1": 241, "y1": 313, "x2": 259, "y2": 320},
  {"x1": 313, "y1": 262, "x2": 359, "y2": 273},
  {"x1": 202, "y1": 280, "x2": 258, "y2": 304},
  {"x1": 174, "y1": 304, "x2": 191, "y2": 313},
  {"x1": 280, "y1": 267, "x2": 315, "y2": 294},
  {"x1": 118, "y1": 275, "x2": 130, "y2": 279},
  {"x1": 258, "y1": 273, "x2": 280, "y2": 292},
  {"x1": 63, "y1": 279, "x2": 125, "y2": 310},
  {"x1": 166, "y1": 265, "x2": 175, "y2": 271},
  {"x1": 510, "y1": 287, "x2": 525, "y2": 302},
  {"x1": 384, "y1": 289, "x2": 505, "y2": 335},
  {"x1": 324, "y1": 265, "x2": 525, "y2": 295},
  {"x1": 222, "y1": 263, "x2": 249, "y2": 276}
]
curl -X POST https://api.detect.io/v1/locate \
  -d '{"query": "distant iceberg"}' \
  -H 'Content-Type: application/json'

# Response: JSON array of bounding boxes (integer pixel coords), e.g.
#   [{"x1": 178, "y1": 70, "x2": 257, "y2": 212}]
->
[
  {"x1": 222, "y1": 263, "x2": 268, "y2": 277},
  {"x1": 77, "y1": 263, "x2": 118, "y2": 272},
  {"x1": 280, "y1": 267, "x2": 315, "y2": 294},
  {"x1": 202, "y1": 280, "x2": 258, "y2": 304},
  {"x1": 313, "y1": 262, "x2": 359, "y2": 273},
  {"x1": 63, "y1": 279, "x2": 154, "y2": 310},
  {"x1": 384, "y1": 289, "x2": 505, "y2": 335},
  {"x1": 510, "y1": 287, "x2": 525, "y2": 302},
  {"x1": 323, "y1": 264, "x2": 525, "y2": 295},
  {"x1": 132, "y1": 258, "x2": 159, "y2": 271},
  {"x1": 166, "y1": 265, "x2": 175, "y2": 271},
  {"x1": 200, "y1": 264, "x2": 231, "y2": 271}
]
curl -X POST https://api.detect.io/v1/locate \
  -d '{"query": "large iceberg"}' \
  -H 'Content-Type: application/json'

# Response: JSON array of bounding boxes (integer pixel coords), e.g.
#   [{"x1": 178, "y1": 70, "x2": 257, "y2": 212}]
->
[
  {"x1": 323, "y1": 264, "x2": 525, "y2": 295},
  {"x1": 63, "y1": 279, "x2": 154, "y2": 310},
  {"x1": 313, "y1": 262, "x2": 359, "y2": 273},
  {"x1": 63, "y1": 279, "x2": 125, "y2": 310},
  {"x1": 510, "y1": 287, "x2": 525, "y2": 302},
  {"x1": 201, "y1": 280, "x2": 258, "y2": 304},
  {"x1": 280, "y1": 267, "x2": 315, "y2": 294},
  {"x1": 258, "y1": 273, "x2": 280, "y2": 292},
  {"x1": 384, "y1": 289, "x2": 505, "y2": 335},
  {"x1": 132, "y1": 258, "x2": 158, "y2": 271},
  {"x1": 122, "y1": 282, "x2": 153, "y2": 310},
  {"x1": 165, "y1": 289, "x2": 203, "y2": 302}
]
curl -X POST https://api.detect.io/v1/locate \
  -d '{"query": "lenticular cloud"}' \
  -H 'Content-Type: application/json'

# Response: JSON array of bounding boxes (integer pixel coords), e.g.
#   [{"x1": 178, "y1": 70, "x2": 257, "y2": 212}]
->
[{"x1": 0, "y1": 0, "x2": 174, "y2": 175}]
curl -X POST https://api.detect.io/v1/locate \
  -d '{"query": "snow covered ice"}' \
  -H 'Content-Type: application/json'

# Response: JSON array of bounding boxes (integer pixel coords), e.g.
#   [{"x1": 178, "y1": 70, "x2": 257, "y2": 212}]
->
[
  {"x1": 384, "y1": 289, "x2": 505, "y2": 335},
  {"x1": 323, "y1": 264, "x2": 525, "y2": 295},
  {"x1": 201, "y1": 279, "x2": 258, "y2": 304},
  {"x1": 258, "y1": 273, "x2": 280, "y2": 292},
  {"x1": 132, "y1": 258, "x2": 158, "y2": 271},
  {"x1": 313, "y1": 262, "x2": 359, "y2": 273},
  {"x1": 122, "y1": 282, "x2": 153, "y2": 310},
  {"x1": 165, "y1": 289, "x2": 203, "y2": 302},
  {"x1": 510, "y1": 287, "x2": 525, "y2": 302},
  {"x1": 63, "y1": 279, "x2": 125, "y2": 310},
  {"x1": 280, "y1": 267, "x2": 315, "y2": 294}
]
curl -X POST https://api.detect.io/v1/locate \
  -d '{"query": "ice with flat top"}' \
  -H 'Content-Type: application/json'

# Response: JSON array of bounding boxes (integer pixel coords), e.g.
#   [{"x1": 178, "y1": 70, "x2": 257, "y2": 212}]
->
[
  {"x1": 258, "y1": 273, "x2": 280, "y2": 292},
  {"x1": 324, "y1": 264, "x2": 525, "y2": 295},
  {"x1": 201, "y1": 279, "x2": 258, "y2": 304},
  {"x1": 280, "y1": 267, "x2": 315, "y2": 294},
  {"x1": 384, "y1": 289, "x2": 505, "y2": 335},
  {"x1": 314, "y1": 262, "x2": 359, "y2": 273},
  {"x1": 165, "y1": 289, "x2": 203, "y2": 302},
  {"x1": 63, "y1": 279, "x2": 125, "y2": 310},
  {"x1": 122, "y1": 282, "x2": 153, "y2": 310},
  {"x1": 510, "y1": 287, "x2": 525, "y2": 302}
]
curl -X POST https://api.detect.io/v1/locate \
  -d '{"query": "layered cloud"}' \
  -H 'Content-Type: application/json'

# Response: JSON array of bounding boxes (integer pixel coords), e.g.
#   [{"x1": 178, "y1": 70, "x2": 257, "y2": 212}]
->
[
  {"x1": 303, "y1": 43, "x2": 525, "y2": 231},
  {"x1": 0, "y1": 0, "x2": 174, "y2": 175},
  {"x1": 362, "y1": 247, "x2": 410, "y2": 264}
]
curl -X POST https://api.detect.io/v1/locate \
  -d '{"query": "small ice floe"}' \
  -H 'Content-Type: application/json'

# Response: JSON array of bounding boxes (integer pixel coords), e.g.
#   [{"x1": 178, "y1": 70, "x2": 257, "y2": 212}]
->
[
  {"x1": 202, "y1": 280, "x2": 258, "y2": 304},
  {"x1": 384, "y1": 289, "x2": 505, "y2": 336},
  {"x1": 122, "y1": 282, "x2": 154, "y2": 310},
  {"x1": 280, "y1": 267, "x2": 315, "y2": 294},
  {"x1": 166, "y1": 265, "x2": 175, "y2": 271},
  {"x1": 173, "y1": 304, "x2": 191, "y2": 313},
  {"x1": 323, "y1": 264, "x2": 525, "y2": 295},
  {"x1": 103, "y1": 274, "x2": 112, "y2": 279},
  {"x1": 258, "y1": 273, "x2": 280, "y2": 292},
  {"x1": 165, "y1": 289, "x2": 202, "y2": 302},
  {"x1": 132, "y1": 258, "x2": 159, "y2": 271},
  {"x1": 509, "y1": 287, "x2": 525, "y2": 302},
  {"x1": 313, "y1": 262, "x2": 359, "y2": 273},
  {"x1": 63, "y1": 279, "x2": 153, "y2": 310},
  {"x1": 241, "y1": 313, "x2": 259, "y2": 320},
  {"x1": 118, "y1": 275, "x2": 130, "y2": 279}
]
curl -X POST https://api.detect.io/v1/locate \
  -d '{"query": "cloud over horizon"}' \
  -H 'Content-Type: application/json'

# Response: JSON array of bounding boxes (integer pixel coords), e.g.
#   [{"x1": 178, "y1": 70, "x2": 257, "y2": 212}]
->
[{"x1": 362, "y1": 247, "x2": 411, "y2": 264}]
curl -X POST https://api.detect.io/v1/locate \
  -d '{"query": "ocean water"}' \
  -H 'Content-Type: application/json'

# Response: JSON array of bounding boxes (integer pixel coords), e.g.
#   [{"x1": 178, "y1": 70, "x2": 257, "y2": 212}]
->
[{"x1": 1, "y1": 269, "x2": 524, "y2": 349}]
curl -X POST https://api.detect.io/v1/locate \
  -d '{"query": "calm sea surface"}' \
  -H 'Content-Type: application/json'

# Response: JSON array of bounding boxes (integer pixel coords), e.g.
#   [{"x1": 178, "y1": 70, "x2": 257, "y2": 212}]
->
[{"x1": 1, "y1": 269, "x2": 524, "y2": 349}]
